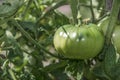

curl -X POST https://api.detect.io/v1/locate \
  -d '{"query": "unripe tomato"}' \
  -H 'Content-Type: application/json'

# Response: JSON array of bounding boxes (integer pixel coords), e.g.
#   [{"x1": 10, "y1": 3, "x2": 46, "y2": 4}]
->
[
  {"x1": 99, "y1": 18, "x2": 120, "y2": 54},
  {"x1": 98, "y1": 17, "x2": 109, "y2": 35},
  {"x1": 112, "y1": 26, "x2": 120, "y2": 54},
  {"x1": 53, "y1": 24, "x2": 104, "y2": 59}
]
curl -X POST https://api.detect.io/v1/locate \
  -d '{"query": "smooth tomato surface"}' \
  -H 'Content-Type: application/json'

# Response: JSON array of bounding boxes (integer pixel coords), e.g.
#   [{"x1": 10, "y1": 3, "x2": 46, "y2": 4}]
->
[
  {"x1": 112, "y1": 25, "x2": 120, "y2": 54},
  {"x1": 53, "y1": 24, "x2": 104, "y2": 59}
]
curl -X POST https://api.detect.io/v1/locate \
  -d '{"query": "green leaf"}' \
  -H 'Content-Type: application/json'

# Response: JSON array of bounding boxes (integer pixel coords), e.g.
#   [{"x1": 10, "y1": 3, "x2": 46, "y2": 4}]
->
[
  {"x1": 0, "y1": 0, "x2": 23, "y2": 17},
  {"x1": 92, "y1": 62, "x2": 110, "y2": 80},
  {"x1": 5, "y1": 30, "x2": 22, "y2": 55},
  {"x1": 5, "y1": 30, "x2": 27, "y2": 72},
  {"x1": 18, "y1": 21, "x2": 36, "y2": 34},
  {"x1": 103, "y1": 43, "x2": 116, "y2": 79},
  {"x1": 65, "y1": 60, "x2": 84, "y2": 80},
  {"x1": 111, "y1": 55, "x2": 120, "y2": 80},
  {"x1": 13, "y1": 58, "x2": 28, "y2": 72},
  {"x1": 43, "y1": 61, "x2": 67, "y2": 73},
  {"x1": 0, "y1": 27, "x2": 5, "y2": 37}
]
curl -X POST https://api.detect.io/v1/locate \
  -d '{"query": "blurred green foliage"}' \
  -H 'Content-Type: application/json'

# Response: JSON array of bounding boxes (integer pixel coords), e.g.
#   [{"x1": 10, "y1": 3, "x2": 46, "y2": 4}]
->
[{"x1": 0, "y1": 0, "x2": 120, "y2": 80}]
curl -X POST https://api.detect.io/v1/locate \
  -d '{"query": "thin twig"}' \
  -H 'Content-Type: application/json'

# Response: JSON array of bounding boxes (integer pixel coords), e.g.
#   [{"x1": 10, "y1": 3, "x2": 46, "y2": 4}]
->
[
  {"x1": 79, "y1": 3, "x2": 96, "y2": 8},
  {"x1": 95, "y1": 12, "x2": 110, "y2": 23}
]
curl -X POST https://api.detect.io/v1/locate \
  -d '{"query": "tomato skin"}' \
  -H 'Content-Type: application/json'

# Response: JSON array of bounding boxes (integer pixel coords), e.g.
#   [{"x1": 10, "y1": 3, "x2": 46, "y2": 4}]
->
[
  {"x1": 112, "y1": 26, "x2": 120, "y2": 54},
  {"x1": 53, "y1": 24, "x2": 104, "y2": 59},
  {"x1": 98, "y1": 17, "x2": 109, "y2": 36},
  {"x1": 99, "y1": 18, "x2": 120, "y2": 54}
]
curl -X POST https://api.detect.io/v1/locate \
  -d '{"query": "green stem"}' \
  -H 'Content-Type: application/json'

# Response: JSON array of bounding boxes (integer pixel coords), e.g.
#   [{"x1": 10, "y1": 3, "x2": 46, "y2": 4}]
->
[
  {"x1": 69, "y1": 0, "x2": 78, "y2": 24},
  {"x1": 10, "y1": 19, "x2": 67, "y2": 60},
  {"x1": 77, "y1": 0, "x2": 82, "y2": 25},
  {"x1": 79, "y1": 3, "x2": 96, "y2": 8},
  {"x1": 33, "y1": 0, "x2": 41, "y2": 15},
  {"x1": 105, "y1": 0, "x2": 120, "y2": 45},
  {"x1": 90, "y1": 0, "x2": 95, "y2": 22},
  {"x1": 8, "y1": 69, "x2": 17, "y2": 80},
  {"x1": 95, "y1": 12, "x2": 110, "y2": 23},
  {"x1": 21, "y1": 0, "x2": 33, "y2": 20}
]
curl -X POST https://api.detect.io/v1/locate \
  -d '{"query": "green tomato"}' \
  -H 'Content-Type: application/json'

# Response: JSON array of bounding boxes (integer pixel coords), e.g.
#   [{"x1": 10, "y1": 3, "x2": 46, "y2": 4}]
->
[
  {"x1": 99, "y1": 18, "x2": 120, "y2": 54},
  {"x1": 112, "y1": 25, "x2": 120, "y2": 54},
  {"x1": 53, "y1": 24, "x2": 104, "y2": 59},
  {"x1": 98, "y1": 17, "x2": 109, "y2": 36}
]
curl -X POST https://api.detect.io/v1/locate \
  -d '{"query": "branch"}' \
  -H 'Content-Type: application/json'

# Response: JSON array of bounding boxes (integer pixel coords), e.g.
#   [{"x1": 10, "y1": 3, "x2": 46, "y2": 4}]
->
[
  {"x1": 10, "y1": 19, "x2": 68, "y2": 60},
  {"x1": 105, "y1": 0, "x2": 120, "y2": 45}
]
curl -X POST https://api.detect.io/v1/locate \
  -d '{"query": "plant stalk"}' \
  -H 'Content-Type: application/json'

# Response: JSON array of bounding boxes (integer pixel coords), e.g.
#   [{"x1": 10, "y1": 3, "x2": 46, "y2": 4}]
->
[
  {"x1": 10, "y1": 19, "x2": 67, "y2": 60},
  {"x1": 90, "y1": 0, "x2": 95, "y2": 22},
  {"x1": 105, "y1": 0, "x2": 120, "y2": 46},
  {"x1": 69, "y1": 0, "x2": 78, "y2": 24}
]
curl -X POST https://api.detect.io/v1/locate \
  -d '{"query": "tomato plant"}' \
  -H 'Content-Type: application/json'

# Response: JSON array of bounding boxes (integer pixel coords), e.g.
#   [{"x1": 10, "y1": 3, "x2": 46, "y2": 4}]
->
[
  {"x1": 0, "y1": 0, "x2": 120, "y2": 80},
  {"x1": 54, "y1": 24, "x2": 104, "y2": 59}
]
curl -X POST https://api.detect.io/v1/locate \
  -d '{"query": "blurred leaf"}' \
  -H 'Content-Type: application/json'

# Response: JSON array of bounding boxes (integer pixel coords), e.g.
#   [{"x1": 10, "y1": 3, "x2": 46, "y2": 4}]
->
[
  {"x1": 65, "y1": 60, "x2": 84, "y2": 80},
  {"x1": 92, "y1": 62, "x2": 109, "y2": 80},
  {"x1": 5, "y1": 30, "x2": 22, "y2": 56},
  {"x1": 0, "y1": 0, "x2": 23, "y2": 17},
  {"x1": 51, "y1": 12, "x2": 70, "y2": 26},
  {"x1": 103, "y1": 43, "x2": 116, "y2": 79},
  {"x1": 80, "y1": 6, "x2": 92, "y2": 19},
  {"x1": 93, "y1": 43, "x2": 119, "y2": 80},
  {"x1": 0, "y1": 18, "x2": 9, "y2": 25},
  {"x1": 0, "y1": 27, "x2": 5, "y2": 37},
  {"x1": 18, "y1": 21, "x2": 36, "y2": 34},
  {"x1": 83, "y1": 66, "x2": 96, "y2": 80},
  {"x1": 10, "y1": 54, "x2": 28, "y2": 72},
  {"x1": 43, "y1": 61, "x2": 67, "y2": 73},
  {"x1": 50, "y1": 68, "x2": 69, "y2": 80},
  {"x1": 5, "y1": 30, "x2": 26, "y2": 72},
  {"x1": 111, "y1": 55, "x2": 120, "y2": 80}
]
